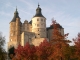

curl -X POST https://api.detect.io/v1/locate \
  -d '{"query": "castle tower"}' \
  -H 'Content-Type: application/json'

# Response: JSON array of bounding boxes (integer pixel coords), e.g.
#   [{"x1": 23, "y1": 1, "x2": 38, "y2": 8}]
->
[
  {"x1": 32, "y1": 4, "x2": 46, "y2": 38},
  {"x1": 8, "y1": 8, "x2": 21, "y2": 48}
]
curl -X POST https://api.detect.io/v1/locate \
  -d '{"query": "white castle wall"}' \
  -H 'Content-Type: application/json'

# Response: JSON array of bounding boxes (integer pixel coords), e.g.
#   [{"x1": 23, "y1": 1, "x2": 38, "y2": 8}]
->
[{"x1": 32, "y1": 17, "x2": 46, "y2": 38}]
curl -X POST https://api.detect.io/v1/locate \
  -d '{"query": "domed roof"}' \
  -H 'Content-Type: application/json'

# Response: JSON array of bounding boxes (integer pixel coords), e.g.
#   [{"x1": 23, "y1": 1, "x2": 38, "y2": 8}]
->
[{"x1": 33, "y1": 4, "x2": 45, "y2": 18}]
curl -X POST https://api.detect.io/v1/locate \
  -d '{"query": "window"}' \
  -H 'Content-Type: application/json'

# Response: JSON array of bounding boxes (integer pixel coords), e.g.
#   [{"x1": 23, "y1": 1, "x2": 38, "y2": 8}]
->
[
  {"x1": 41, "y1": 19, "x2": 43, "y2": 21},
  {"x1": 35, "y1": 36, "x2": 36, "y2": 38},
  {"x1": 44, "y1": 20, "x2": 45, "y2": 22},
  {"x1": 37, "y1": 24, "x2": 39, "y2": 26},
  {"x1": 37, "y1": 18, "x2": 39, "y2": 21},
  {"x1": 41, "y1": 24, "x2": 43, "y2": 26},
  {"x1": 38, "y1": 34, "x2": 40, "y2": 35},
  {"x1": 38, "y1": 28, "x2": 39, "y2": 31}
]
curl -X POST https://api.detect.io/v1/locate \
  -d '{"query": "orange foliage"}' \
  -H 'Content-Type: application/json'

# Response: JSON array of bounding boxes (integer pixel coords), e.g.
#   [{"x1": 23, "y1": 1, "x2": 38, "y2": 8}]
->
[
  {"x1": 73, "y1": 33, "x2": 80, "y2": 59},
  {"x1": 50, "y1": 20, "x2": 71, "y2": 60}
]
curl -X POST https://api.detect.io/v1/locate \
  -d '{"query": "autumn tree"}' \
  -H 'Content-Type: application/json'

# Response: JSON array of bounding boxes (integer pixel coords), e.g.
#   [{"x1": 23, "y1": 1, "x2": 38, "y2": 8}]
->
[
  {"x1": 12, "y1": 39, "x2": 54, "y2": 60},
  {"x1": 50, "y1": 20, "x2": 71, "y2": 60},
  {"x1": 36, "y1": 39, "x2": 53, "y2": 60},
  {"x1": 69, "y1": 46, "x2": 77, "y2": 60},
  {"x1": 73, "y1": 33, "x2": 80, "y2": 60},
  {"x1": 0, "y1": 32, "x2": 6, "y2": 60},
  {"x1": 13, "y1": 43, "x2": 36, "y2": 60}
]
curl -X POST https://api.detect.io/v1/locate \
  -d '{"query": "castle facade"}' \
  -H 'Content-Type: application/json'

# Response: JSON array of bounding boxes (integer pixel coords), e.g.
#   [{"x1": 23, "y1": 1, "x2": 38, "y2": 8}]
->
[{"x1": 8, "y1": 4, "x2": 64, "y2": 49}]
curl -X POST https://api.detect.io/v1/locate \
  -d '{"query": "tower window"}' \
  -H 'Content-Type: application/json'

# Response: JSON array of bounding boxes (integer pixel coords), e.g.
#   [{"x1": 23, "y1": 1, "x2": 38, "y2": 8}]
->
[
  {"x1": 41, "y1": 24, "x2": 43, "y2": 26},
  {"x1": 41, "y1": 19, "x2": 43, "y2": 21},
  {"x1": 37, "y1": 18, "x2": 39, "y2": 21},
  {"x1": 35, "y1": 36, "x2": 36, "y2": 38},
  {"x1": 38, "y1": 34, "x2": 40, "y2": 35},
  {"x1": 38, "y1": 28, "x2": 39, "y2": 31},
  {"x1": 44, "y1": 20, "x2": 45, "y2": 22},
  {"x1": 37, "y1": 24, "x2": 39, "y2": 26}
]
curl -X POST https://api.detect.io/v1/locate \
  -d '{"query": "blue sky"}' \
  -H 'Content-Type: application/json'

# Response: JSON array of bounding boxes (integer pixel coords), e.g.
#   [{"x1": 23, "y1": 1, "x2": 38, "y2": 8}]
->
[{"x1": 0, "y1": 0, "x2": 80, "y2": 50}]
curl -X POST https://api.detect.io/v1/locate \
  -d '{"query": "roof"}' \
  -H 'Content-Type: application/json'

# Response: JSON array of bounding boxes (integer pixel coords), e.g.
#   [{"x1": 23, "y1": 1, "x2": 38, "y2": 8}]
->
[
  {"x1": 47, "y1": 24, "x2": 63, "y2": 31},
  {"x1": 29, "y1": 20, "x2": 32, "y2": 24},
  {"x1": 33, "y1": 4, "x2": 45, "y2": 18},
  {"x1": 11, "y1": 8, "x2": 20, "y2": 22}
]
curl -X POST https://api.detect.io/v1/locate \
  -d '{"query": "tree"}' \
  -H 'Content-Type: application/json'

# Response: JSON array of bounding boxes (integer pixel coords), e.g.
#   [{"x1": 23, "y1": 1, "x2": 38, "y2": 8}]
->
[
  {"x1": 0, "y1": 32, "x2": 6, "y2": 60},
  {"x1": 12, "y1": 40, "x2": 53, "y2": 60},
  {"x1": 69, "y1": 46, "x2": 77, "y2": 60},
  {"x1": 8, "y1": 47, "x2": 15, "y2": 59},
  {"x1": 73, "y1": 33, "x2": 80, "y2": 60},
  {"x1": 13, "y1": 43, "x2": 36, "y2": 60},
  {"x1": 50, "y1": 20, "x2": 71, "y2": 60},
  {"x1": 36, "y1": 39, "x2": 53, "y2": 60}
]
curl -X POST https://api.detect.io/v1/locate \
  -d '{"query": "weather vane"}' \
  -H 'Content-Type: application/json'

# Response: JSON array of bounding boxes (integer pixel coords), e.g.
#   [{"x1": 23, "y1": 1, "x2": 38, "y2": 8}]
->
[{"x1": 38, "y1": 3, "x2": 40, "y2": 7}]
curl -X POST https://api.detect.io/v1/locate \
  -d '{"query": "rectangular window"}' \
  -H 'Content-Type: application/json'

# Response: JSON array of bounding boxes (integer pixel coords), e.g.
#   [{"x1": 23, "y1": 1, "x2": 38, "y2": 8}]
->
[
  {"x1": 38, "y1": 28, "x2": 39, "y2": 31},
  {"x1": 41, "y1": 19, "x2": 43, "y2": 21},
  {"x1": 41, "y1": 24, "x2": 43, "y2": 25},
  {"x1": 37, "y1": 18, "x2": 39, "y2": 21},
  {"x1": 37, "y1": 24, "x2": 39, "y2": 26}
]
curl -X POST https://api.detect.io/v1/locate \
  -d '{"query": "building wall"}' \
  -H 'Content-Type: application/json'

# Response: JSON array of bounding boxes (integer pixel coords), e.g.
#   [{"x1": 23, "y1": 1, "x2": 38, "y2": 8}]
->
[
  {"x1": 22, "y1": 20, "x2": 32, "y2": 32},
  {"x1": 21, "y1": 32, "x2": 35, "y2": 46},
  {"x1": 32, "y1": 38, "x2": 45, "y2": 46},
  {"x1": 47, "y1": 28, "x2": 64, "y2": 41},
  {"x1": 32, "y1": 17, "x2": 46, "y2": 38}
]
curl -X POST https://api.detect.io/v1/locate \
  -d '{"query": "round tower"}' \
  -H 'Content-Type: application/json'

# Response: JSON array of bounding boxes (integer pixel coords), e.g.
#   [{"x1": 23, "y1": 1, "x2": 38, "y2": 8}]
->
[{"x1": 32, "y1": 4, "x2": 46, "y2": 38}]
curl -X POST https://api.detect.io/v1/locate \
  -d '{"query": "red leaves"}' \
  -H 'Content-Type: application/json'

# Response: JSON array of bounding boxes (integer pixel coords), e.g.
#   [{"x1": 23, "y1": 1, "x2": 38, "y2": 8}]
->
[
  {"x1": 13, "y1": 20, "x2": 76, "y2": 60},
  {"x1": 14, "y1": 43, "x2": 36, "y2": 60},
  {"x1": 13, "y1": 40, "x2": 53, "y2": 60},
  {"x1": 50, "y1": 20, "x2": 70, "y2": 60},
  {"x1": 36, "y1": 40, "x2": 53, "y2": 60},
  {"x1": 73, "y1": 33, "x2": 80, "y2": 59}
]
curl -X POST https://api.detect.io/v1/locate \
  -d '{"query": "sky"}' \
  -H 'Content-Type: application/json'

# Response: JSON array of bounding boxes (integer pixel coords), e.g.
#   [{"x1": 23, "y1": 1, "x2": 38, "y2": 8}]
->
[{"x1": 0, "y1": 0, "x2": 80, "y2": 51}]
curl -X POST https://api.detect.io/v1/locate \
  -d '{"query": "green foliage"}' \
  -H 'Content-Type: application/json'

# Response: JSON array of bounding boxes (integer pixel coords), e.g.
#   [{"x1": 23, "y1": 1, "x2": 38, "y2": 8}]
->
[
  {"x1": 8, "y1": 47, "x2": 15, "y2": 59},
  {"x1": 0, "y1": 32, "x2": 6, "y2": 60}
]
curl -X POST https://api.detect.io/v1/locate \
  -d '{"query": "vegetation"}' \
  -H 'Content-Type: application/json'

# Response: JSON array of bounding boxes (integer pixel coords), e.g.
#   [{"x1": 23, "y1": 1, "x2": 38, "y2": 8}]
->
[
  {"x1": 0, "y1": 32, "x2": 6, "y2": 60},
  {"x1": 8, "y1": 46, "x2": 15, "y2": 59},
  {"x1": 10, "y1": 20, "x2": 80, "y2": 60}
]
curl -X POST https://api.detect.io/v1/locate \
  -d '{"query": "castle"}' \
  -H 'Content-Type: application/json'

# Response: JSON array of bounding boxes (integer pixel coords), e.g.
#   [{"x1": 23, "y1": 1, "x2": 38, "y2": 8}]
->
[{"x1": 8, "y1": 4, "x2": 64, "y2": 49}]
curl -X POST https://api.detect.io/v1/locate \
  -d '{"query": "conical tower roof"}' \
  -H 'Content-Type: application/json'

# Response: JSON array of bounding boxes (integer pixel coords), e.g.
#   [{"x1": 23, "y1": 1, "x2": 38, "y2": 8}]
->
[{"x1": 11, "y1": 7, "x2": 20, "y2": 22}]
